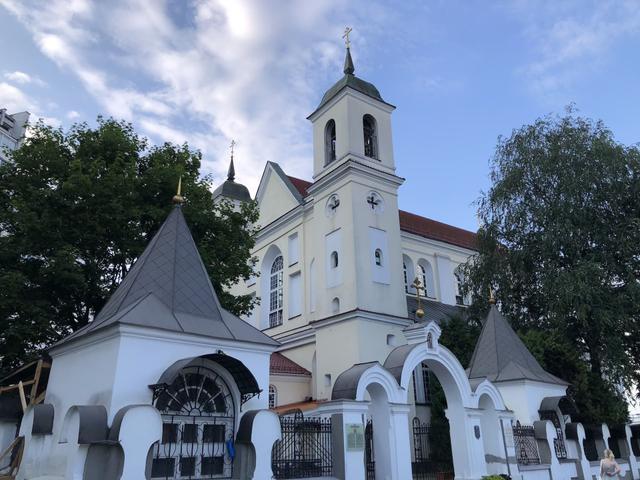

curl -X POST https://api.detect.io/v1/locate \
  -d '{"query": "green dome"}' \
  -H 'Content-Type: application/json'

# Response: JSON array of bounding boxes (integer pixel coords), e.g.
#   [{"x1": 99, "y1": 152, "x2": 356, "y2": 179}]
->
[{"x1": 312, "y1": 47, "x2": 391, "y2": 115}]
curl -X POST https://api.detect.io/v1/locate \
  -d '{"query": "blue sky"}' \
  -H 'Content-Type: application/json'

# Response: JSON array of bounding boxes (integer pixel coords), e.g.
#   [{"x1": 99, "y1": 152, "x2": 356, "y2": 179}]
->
[{"x1": 1, "y1": 0, "x2": 639, "y2": 231}]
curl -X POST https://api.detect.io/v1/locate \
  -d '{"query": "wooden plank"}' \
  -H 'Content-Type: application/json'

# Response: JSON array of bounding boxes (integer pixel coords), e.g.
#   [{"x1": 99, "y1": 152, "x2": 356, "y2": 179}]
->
[
  {"x1": 0, "y1": 435, "x2": 21, "y2": 463},
  {"x1": 0, "y1": 380, "x2": 35, "y2": 394},
  {"x1": 33, "y1": 390, "x2": 46, "y2": 405},
  {"x1": 17, "y1": 382, "x2": 27, "y2": 413},
  {"x1": 29, "y1": 359, "x2": 43, "y2": 405}
]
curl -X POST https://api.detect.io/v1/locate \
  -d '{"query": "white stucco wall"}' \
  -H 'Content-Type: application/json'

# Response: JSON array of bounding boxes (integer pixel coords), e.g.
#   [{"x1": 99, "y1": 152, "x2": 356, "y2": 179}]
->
[{"x1": 495, "y1": 380, "x2": 567, "y2": 424}]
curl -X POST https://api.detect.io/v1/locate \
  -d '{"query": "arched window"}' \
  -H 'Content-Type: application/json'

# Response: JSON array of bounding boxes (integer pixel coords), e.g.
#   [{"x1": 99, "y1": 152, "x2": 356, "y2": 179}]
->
[
  {"x1": 403, "y1": 262, "x2": 409, "y2": 293},
  {"x1": 269, "y1": 256, "x2": 284, "y2": 327},
  {"x1": 269, "y1": 385, "x2": 277, "y2": 409},
  {"x1": 325, "y1": 119, "x2": 336, "y2": 165},
  {"x1": 332, "y1": 297, "x2": 340, "y2": 313},
  {"x1": 411, "y1": 362, "x2": 431, "y2": 406},
  {"x1": 374, "y1": 249, "x2": 383, "y2": 266},
  {"x1": 330, "y1": 251, "x2": 339, "y2": 268},
  {"x1": 152, "y1": 364, "x2": 235, "y2": 478},
  {"x1": 455, "y1": 272, "x2": 466, "y2": 305},
  {"x1": 418, "y1": 260, "x2": 436, "y2": 299},
  {"x1": 363, "y1": 114, "x2": 378, "y2": 159}
]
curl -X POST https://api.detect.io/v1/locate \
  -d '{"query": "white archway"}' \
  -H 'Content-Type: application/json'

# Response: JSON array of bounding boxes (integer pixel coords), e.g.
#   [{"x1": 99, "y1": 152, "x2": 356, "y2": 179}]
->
[{"x1": 385, "y1": 321, "x2": 509, "y2": 479}]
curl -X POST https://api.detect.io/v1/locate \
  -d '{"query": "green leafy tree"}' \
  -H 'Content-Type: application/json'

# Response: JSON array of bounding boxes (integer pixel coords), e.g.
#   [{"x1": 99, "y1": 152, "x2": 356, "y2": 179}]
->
[
  {"x1": 0, "y1": 118, "x2": 259, "y2": 375},
  {"x1": 461, "y1": 110, "x2": 640, "y2": 423}
]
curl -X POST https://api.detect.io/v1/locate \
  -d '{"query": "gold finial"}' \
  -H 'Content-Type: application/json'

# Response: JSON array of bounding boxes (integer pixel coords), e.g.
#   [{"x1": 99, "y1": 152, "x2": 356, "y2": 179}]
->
[
  {"x1": 342, "y1": 26, "x2": 353, "y2": 48},
  {"x1": 172, "y1": 176, "x2": 184, "y2": 205},
  {"x1": 412, "y1": 276, "x2": 425, "y2": 319},
  {"x1": 488, "y1": 286, "x2": 496, "y2": 305}
]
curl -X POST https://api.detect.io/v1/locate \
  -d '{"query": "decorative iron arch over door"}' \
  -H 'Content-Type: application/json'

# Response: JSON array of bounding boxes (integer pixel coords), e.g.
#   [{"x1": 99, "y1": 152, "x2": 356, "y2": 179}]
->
[{"x1": 151, "y1": 365, "x2": 236, "y2": 479}]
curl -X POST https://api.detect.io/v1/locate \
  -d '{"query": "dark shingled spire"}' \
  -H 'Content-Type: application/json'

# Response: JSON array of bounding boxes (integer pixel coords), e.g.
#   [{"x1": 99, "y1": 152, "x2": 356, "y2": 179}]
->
[
  {"x1": 343, "y1": 47, "x2": 355, "y2": 75},
  {"x1": 467, "y1": 305, "x2": 567, "y2": 385},
  {"x1": 54, "y1": 203, "x2": 277, "y2": 348},
  {"x1": 227, "y1": 156, "x2": 235, "y2": 182}
]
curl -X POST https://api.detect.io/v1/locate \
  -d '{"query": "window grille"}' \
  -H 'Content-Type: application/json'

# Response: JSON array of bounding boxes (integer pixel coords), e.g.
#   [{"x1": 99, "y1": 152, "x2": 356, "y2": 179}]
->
[{"x1": 151, "y1": 365, "x2": 236, "y2": 479}]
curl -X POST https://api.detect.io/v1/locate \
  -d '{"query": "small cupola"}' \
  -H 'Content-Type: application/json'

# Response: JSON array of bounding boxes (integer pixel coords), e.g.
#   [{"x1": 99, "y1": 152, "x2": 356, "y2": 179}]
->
[{"x1": 213, "y1": 140, "x2": 252, "y2": 204}]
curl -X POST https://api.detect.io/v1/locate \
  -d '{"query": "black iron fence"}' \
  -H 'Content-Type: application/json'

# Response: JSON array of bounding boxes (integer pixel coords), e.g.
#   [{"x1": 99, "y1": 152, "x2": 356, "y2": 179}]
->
[
  {"x1": 365, "y1": 419, "x2": 375, "y2": 480},
  {"x1": 271, "y1": 415, "x2": 332, "y2": 479},
  {"x1": 512, "y1": 422, "x2": 541, "y2": 465}
]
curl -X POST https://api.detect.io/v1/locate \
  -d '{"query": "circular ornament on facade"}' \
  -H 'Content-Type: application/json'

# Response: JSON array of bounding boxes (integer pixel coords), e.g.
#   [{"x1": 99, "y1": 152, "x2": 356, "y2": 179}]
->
[
  {"x1": 366, "y1": 191, "x2": 384, "y2": 214},
  {"x1": 325, "y1": 193, "x2": 340, "y2": 217}
]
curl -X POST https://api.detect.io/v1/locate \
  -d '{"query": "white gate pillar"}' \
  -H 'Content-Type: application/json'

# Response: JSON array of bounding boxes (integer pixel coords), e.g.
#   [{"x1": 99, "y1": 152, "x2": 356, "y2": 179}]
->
[
  {"x1": 318, "y1": 400, "x2": 369, "y2": 480},
  {"x1": 389, "y1": 403, "x2": 412, "y2": 480}
]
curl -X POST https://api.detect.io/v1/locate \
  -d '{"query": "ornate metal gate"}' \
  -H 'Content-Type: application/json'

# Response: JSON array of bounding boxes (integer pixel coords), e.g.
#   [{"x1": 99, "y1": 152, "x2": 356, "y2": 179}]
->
[
  {"x1": 513, "y1": 421, "x2": 541, "y2": 465},
  {"x1": 365, "y1": 419, "x2": 375, "y2": 480},
  {"x1": 151, "y1": 365, "x2": 236, "y2": 479},
  {"x1": 411, "y1": 418, "x2": 453, "y2": 480},
  {"x1": 271, "y1": 412, "x2": 332, "y2": 478}
]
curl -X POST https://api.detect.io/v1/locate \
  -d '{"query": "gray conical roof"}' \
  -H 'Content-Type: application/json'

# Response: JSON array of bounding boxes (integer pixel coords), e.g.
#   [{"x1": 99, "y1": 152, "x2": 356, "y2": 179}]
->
[
  {"x1": 467, "y1": 306, "x2": 567, "y2": 385},
  {"x1": 55, "y1": 205, "x2": 277, "y2": 348}
]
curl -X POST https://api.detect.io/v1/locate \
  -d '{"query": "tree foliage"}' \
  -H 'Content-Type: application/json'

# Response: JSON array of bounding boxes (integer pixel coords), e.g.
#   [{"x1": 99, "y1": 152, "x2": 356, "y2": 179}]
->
[
  {"x1": 461, "y1": 111, "x2": 640, "y2": 422},
  {"x1": 0, "y1": 118, "x2": 259, "y2": 375}
]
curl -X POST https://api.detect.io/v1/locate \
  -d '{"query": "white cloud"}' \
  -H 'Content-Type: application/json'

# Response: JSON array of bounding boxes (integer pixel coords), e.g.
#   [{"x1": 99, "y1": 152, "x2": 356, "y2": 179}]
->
[
  {"x1": 0, "y1": 81, "x2": 59, "y2": 127},
  {"x1": 511, "y1": 0, "x2": 640, "y2": 99},
  {"x1": 1, "y1": 0, "x2": 398, "y2": 191},
  {"x1": 4, "y1": 70, "x2": 46, "y2": 87},
  {"x1": 67, "y1": 110, "x2": 81, "y2": 120}
]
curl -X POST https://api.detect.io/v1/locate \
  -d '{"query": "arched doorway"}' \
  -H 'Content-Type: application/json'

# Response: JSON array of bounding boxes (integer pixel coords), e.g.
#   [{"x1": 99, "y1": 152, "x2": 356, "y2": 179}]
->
[
  {"x1": 384, "y1": 322, "x2": 503, "y2": 480},
  {"x1": 151, "y1": 363, "x2": 236, "y2": 479}
]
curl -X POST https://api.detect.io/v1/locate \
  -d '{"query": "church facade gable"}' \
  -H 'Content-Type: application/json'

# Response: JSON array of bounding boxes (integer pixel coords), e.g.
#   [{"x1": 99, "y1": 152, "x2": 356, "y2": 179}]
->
[{"x1": 254, "y1": 162, "x2": 305, "y2": 228}]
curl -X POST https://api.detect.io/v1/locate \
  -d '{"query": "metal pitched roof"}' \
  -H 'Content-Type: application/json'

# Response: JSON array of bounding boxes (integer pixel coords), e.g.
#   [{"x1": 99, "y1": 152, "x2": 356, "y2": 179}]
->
[
  {"x1": 467, "y1": 306, "x2": 567, "y2": 385},
  {"x1": 55, "y1": 205, "x2": 278, "y2": 348},
  {"x1": 406, "y1": 297, "x2": 467, "y2": 324}
]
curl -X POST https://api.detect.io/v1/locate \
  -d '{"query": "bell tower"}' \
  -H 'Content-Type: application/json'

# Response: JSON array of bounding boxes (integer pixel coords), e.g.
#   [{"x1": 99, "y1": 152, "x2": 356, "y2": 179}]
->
[
  {"x1": 307, "y1": 33, "x2": 396, "y2": 180},
  {"x1": 304, "y1": 32, "x2": 406, "y2": 321}
]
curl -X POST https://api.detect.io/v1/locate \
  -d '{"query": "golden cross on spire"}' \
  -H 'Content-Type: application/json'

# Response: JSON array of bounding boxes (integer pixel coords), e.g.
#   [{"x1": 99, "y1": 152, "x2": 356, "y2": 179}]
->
[
  {"x1": 342, "y1": 26, "x2": 353, "y2": 48},
  {"x1": 230, "y1": 139, "x2": 236, "y2": 160},
  {"x1": 412, "y1": 277, "x2": 425, "y2": 319}
]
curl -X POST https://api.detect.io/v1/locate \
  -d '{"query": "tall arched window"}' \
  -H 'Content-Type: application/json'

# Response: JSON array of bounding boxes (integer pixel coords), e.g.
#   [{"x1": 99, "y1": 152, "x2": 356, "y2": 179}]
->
[
  {"x1": 269, "y1": 256, "x2": 284, "y2": 327},
  {"x1": 418, "y1": 260, "x2": 436, "y2": 299},
  {"x1": 325, "y1": 119, "x2": 336, "y2": 165},
  {"x1": 454, "y1": 272, "x2": 465, "y2": 305},
  {"x1": 269, "y1": 385, "x2": 277, "y2": 409},
  {"x1": 363, "y1": 114, "x2": 378, "y2": 159},
  {"x1": 403, "y1": 262, "x2": 409, "y2": 293}
]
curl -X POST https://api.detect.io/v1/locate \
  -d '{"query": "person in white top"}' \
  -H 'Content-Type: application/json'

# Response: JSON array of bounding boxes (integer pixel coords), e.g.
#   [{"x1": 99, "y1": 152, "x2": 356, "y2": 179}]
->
[{"x1": 600, "y1": 448, "x2": 621, "y2": 479}]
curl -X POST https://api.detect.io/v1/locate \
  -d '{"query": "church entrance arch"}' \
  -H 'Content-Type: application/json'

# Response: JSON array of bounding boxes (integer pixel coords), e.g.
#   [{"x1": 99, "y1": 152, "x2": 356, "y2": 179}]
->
[
  {"x1": 150, "y1": 361, "x2": 238, "y2": 480},
  {"x1": 383, "y1": 323, "x2": 488, "y2": 480}
]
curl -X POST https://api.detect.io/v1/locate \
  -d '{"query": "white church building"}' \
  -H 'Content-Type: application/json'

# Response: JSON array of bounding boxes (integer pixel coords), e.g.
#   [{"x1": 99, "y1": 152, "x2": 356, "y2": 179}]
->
[{"x1": 2, "y1": 43, "x2": 640, "y2": 480}]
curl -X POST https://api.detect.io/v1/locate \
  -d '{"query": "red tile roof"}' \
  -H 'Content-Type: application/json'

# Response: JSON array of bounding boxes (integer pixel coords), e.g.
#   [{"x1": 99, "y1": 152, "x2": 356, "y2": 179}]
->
[
  {"x1": 270, "y1": 352, "x2": 311, "y2": 376},
  {"x1": 287, "y1": 176, "x2": 312, "y2": 197},
  {"x1": 286, "y1": 175, "x2": 478, "y2": 251},
  {"x1": 398, "y1": 210, "x2": 477, "y2": 250}
]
